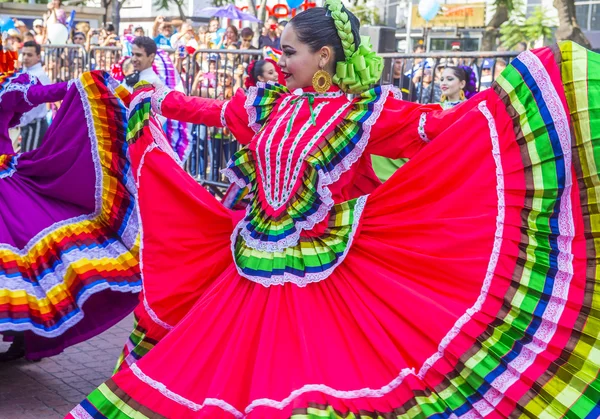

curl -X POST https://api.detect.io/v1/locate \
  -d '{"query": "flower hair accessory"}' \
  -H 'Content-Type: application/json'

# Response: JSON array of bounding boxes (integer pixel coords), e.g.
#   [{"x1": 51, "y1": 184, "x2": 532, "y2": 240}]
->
[{"x1": 325, "y1": 0, "x2": 383, "y2": 93}]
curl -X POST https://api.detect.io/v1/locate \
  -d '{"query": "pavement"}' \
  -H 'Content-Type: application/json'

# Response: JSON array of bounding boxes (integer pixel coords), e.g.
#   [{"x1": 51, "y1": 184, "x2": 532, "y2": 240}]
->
[{"x1": 0, "y1": 315, "x2": 133, "y2": 419}]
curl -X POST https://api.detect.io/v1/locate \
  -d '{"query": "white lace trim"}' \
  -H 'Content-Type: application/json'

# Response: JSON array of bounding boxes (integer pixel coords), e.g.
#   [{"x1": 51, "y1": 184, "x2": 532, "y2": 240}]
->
[
  {"x1": 418, "y1": 112, "x2": 430, "y2": 142},
  {"x1": 244, "y1": 86, "x2": 261, "y2": 133},
  {"x1": 464, "y1": 50, "x2": 576, "y2": 416},
  {"x1": 390, "y1": 86, "x2": 403, "y2": 100},
  {"x1": 151, "y1": 85, "x2": 172, "y2": 115},
  {"x1": 134, "y1": 138, "x2": 175, "y2": 331},
  {"x1": 220, "y1": 100, "x2": 228, "y2": 128},
  {"x1": 267, "y1": 100, "x2": 330, "y2": 210},
  {"x1": 226, "y1": 86, "x2": 394, "y2": 253},
  {"x1": 130, "y1": 364, "x2": 244, "y2": 418},
  {"x1": 233, "y1": 194, "x2": 368, "y2": 287},
  {"x1": 0, "y1": 154, "x2": 19, "y2": 179},
  {"x1": 69, "y1": 404, "x2": 95, "y2": 419},
  {"x1": 0, "y1": 74, "x2": 38, "y2": 107}
]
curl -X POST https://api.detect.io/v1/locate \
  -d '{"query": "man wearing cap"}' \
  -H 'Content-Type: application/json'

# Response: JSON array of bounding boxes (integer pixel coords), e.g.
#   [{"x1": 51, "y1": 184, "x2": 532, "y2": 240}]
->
[
  {"x1": 19, "y1": 41, "x2": 52, "y2": 152},
  {"x1": 479, "y1": 58, "x2": 495, "y2": 90}
]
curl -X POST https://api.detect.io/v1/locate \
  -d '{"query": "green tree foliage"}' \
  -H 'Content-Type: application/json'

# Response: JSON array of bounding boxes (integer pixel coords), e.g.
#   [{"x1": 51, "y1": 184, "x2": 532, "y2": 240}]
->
[
  {"x1": 154, "y1": 0, "x2": 187, "y2": 20},
  {"x1": 500, "y1": 6, "x2": 555, "y2": 49},
  {"x1": 347, "y1": 0, "x2": 381, "y2": 26}
]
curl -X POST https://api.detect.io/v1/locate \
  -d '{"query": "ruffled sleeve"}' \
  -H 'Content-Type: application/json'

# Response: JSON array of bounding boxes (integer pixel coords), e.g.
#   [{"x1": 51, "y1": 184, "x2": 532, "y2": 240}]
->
[
  {"x1": 365, "y1": 88, "x2": 442, "y2": 159},
  {"x1": 0, "y1": 72, "x2": 68, "y2": 128}
]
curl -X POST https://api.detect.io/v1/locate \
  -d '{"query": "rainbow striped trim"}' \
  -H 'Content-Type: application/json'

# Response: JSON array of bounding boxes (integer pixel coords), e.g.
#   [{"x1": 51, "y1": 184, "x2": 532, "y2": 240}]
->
[
  {"x1": 224, "y1": 86, "x2": 392, "y2": 284},
  {"x1": 0, "y1": 71, "x2": 141, "y2": 337},
  {"x1": 0, "y1": 153, "x2": 18, "y2": 179}
]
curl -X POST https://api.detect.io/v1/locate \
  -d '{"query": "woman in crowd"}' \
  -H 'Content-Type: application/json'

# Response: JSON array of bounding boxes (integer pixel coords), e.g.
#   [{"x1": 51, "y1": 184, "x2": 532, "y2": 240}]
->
[
  {"x1": 439, "y1": 65, "x2": 478, "y2": 109},
  {"x1": 413, "y1": 66, "x2": 442, "y2": 104},
  {"x1": 55, "y1": 0, "x2": 599, "y2": 415},
  {"x1": 0, "y1": 64, "x2": 141, "y2": 361}
]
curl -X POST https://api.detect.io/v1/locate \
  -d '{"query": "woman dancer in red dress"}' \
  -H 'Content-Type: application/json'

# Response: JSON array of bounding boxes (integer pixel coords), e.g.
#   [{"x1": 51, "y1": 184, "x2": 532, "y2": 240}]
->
[{"x1": 68, "y1": 1, "x2": 598, "y2": 417}]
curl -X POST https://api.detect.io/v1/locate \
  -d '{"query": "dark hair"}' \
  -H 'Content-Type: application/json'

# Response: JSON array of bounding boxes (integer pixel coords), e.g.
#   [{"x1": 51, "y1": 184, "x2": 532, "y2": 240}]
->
[
  {"x1": 413, "y1": 44, "x2": 424, "y2": 52},
  {"x1": 446, "y1": 66, "x2": 477, "y2": 99},
  {"x1": 132, "y1": 36, "x2": 157, "y2": 56},
  {"x1": 267, "y1": 16, "x2": 278, "y2": 23},
  {"x1": 289, "y1": 7, "x2": 360, "y2": 66},
  {"x1": 134, "y1": 26, "x2": 144, "y2": 31},
  {"x1": 250, "y1": 59, "x2": 271, "y2": 82},
  {"x1": 226, "y1": 25, "x2": 239, "y2": 38},
  {"x1": 104, "y1": 23, "x2": 115, "y2": 33},
  {"x1": 279, "y1": 20, "x2": 288, "y2": 27},
  {"x1": 73, "y1": 31, "x2": 86, "y2": 39},
  {"x1": 240, "y1": 27, "x2": 254, "y2": 38},
  {"x1": 23, "y1": 41, "x2": 41, "y2": 56}
]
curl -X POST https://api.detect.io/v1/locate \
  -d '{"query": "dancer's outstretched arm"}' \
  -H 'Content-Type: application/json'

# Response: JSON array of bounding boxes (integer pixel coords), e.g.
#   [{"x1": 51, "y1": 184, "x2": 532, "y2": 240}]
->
[{"x1": 151, "y1": 86, "x2": 255, "y2": 145}]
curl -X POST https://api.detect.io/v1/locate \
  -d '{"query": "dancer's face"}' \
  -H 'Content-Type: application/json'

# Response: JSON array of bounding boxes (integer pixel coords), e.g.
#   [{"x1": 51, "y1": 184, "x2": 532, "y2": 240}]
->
[
  {"x1": 21, "y1": 46, "x2": 41, "y2": 69},
  {"x1": 278, "y1": 24, "x2": 333, "y2": 92},
  {"x1": 131, "y1": 45, "x2": 155, "y2": 72},
  {"x1": 440, "y1": 68, "x2": 465, "y2": 100}
]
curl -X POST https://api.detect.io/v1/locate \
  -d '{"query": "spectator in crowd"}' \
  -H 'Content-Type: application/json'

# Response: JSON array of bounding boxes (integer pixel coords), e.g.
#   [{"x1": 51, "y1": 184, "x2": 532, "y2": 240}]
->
[
  {"x1": 391, "y1": 58, "x2": 415, "y2": 101},
  {"x1": 197, "y1": 25, "x2": 209, "y2": 45},
  {"x1": 479, "y1": 58, "x2": 494, "y2": 90},
  {"x1": 23, "y1": 32, "x2": 35, "y2": 43},
  {"x1": 224, "y1": 44, "x2": 240, "y2": 67},
  {"x1": 239, "y1": 27, "x2": 256, "y2": 50},
  {"x1": 276, "y1": 20, "x2": 287, "y2": 38},
  {"x1": 259, "y1": 16, "x2": 280, "y2": 49},
  {"x1": 171, "y1": 22, "x2": 196, "y2": 49},
  {"x1": 152, "y1": 16, "x2": 173, "y2": 47},
  {"x1": 33, "y1": 19, "x2": 45, "y2": 44},
  {"x1": 134, "y1": 26, "x2": 145, "y2": 37},
  {"x1": 192, "y1": 53, "x2": 218, "y2": 97},
  {"x1": 44, "y1": 0, "x2": 67, "y2": 25},
  {"x1": 15, "y1": 20, "x2": 29, "y2": 37},
  {"x1": 76, "y1": 21, "x2": 90, "y2": 36},
  {"x1": 405, "y1": 43, "x2": 432, "y2": 78},
  {"x1": 19, "y1": 41, "x2": 52, "y2": 152},
  {"x1": 207, "y1": 17, "x2": 220, "y2": 47},
  {"x1": 100, "y1": 23, "x2": 121, "y2": 47},
  {"x1": 515, "y1": 41, "x2": 528, "y2": 52},
  {"x1": 6, "y1": 29, "x2": 23, "y2": 52},
  {"x1": 217, "y1": 25, "x2": 239, "y2": 49},
  {"x1": 414, "y1": 67, "x2": 442, "y2": 104}
]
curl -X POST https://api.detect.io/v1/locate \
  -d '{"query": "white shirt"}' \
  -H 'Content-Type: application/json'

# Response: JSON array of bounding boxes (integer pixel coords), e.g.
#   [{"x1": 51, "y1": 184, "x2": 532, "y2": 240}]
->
[
  {"x1": 123, "y1": 66, "x2": 163, "y2": 93},
  {"x1": 20, "y1": 62, "x2": 51, "y2": 126}
]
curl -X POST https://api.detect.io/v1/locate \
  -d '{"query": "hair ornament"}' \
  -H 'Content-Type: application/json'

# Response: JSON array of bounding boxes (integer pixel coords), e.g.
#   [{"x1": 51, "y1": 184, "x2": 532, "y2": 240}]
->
[{"x1": 324, "y1": 0, "x2": 383, "y2": 93}]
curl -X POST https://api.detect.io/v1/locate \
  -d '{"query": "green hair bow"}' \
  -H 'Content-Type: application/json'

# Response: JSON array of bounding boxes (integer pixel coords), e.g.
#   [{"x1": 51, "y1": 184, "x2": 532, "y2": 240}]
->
[{"x1": 325, "y1": 0, "x2": 383, "y2": 93}]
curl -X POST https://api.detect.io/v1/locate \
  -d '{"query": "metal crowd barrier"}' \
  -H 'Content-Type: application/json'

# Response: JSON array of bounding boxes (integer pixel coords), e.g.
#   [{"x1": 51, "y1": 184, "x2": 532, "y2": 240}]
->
[
  {"x1": 183, "y1": 49, "x2": 263, "y2": 194},
  {"x1": 38, "y1": 46, "x2": 519, "y2": 190},
  {"x1": 379, "y1": 51, "x2": 519, "y2": 103},
  {"x1": 41, "y1": 44, "x2": 88, "y2": 83}
]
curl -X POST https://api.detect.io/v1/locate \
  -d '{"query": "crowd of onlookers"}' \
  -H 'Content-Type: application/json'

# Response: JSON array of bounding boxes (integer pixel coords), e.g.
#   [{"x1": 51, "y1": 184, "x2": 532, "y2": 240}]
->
[{"x1": 3, "y1": 0, "x2": 519, "y2": 105}]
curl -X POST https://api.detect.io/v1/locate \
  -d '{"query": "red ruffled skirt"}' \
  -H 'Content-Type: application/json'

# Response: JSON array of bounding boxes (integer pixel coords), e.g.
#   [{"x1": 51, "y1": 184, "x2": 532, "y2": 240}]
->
[{"x1": 68, "y1": 43, "x2": 599, "y2": 418}]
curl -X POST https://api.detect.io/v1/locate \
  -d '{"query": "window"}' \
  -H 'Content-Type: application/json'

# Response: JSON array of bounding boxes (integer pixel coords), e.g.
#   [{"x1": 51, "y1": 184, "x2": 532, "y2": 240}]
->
[
  {"x1": 576, "y1": 4, "x2": 590, "y2": 30},
  {"x1": 591, "y1": 4, "x2": 600, "y2": 30}
]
